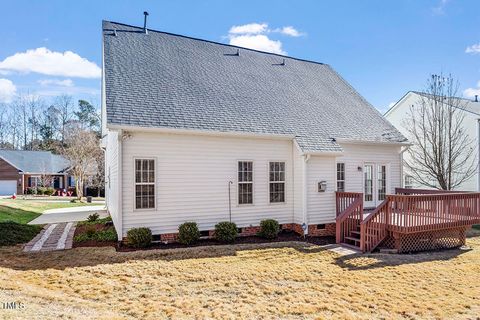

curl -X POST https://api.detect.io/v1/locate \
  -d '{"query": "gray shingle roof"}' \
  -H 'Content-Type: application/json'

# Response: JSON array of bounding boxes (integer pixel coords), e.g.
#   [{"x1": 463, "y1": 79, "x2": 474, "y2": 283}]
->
[
  {"x1": 0, "y1": 150, "x2": 69, "y2": 173},
  {"x1": 102, "y1": 21, "x2": 406, "y2": 152},
  {"x1": 411, "y1": 91, "x2": 480, "y2": 116}
]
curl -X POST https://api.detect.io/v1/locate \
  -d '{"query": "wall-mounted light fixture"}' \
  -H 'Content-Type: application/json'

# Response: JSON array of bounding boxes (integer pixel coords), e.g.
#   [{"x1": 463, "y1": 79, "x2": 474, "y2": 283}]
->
[{"x1": 357, "y1": 166, "x2": 362, "y2": 172}]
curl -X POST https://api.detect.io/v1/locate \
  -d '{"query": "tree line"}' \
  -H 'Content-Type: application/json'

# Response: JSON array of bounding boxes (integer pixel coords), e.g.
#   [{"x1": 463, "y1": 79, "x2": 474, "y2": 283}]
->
[{"x1": 0, "y1": 94, "x2": 104, "y2": 198}]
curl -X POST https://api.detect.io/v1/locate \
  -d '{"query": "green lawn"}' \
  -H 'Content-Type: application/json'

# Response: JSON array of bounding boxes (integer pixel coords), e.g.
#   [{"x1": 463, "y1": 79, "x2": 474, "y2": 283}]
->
[
  {"x1": 0, "y1": 199, "x2": 92, "y2": 224},
  {"x1": 0, "y1": 199, "x2": 98, "y2": 247}
]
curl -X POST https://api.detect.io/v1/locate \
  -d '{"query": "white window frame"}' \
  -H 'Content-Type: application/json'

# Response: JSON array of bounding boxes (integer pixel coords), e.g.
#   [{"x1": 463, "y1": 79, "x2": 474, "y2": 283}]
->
[
  {"x1": 336, "y1": 162, "x2": 345, "y2": 192},
  {"x1": 29, "y1": 176, "x2": 41, "y2": 188},
  {"x1": 404, "y1": 175, "x2": 414, "y2": 189},
  {"x1": 133, "y1": 157, "x2": 156, "y2": 211},
  {"x1": 269, "y1": 161, "x2": 286, "y2": 204},
  {"x1": 237, "y1": 160, "x2": 254, "y2": 206},
  {"x1": 377, "y1": 164, "x2": 388, "y2": 201}
]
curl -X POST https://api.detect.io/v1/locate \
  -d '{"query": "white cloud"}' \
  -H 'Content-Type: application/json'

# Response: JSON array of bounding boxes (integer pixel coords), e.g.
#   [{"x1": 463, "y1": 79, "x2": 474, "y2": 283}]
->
[
  {"x1": 276, "y1": 26, "x2": 303, "y2": 37},
  {"x1": 466, "y1": 43, "x2": 480, "y2": 54},
  {"x1": 0, "y1": 47, "x2": 101, "y2": 78},
  {"x1": 38, "y1": 79, "x2": 74, "y2": 87},
  {"x1": 432, "y1": 0, "x2": 449, "y2": 15},
  {"x1": 227, "y1": 22, "x2": 304, "y2": 55},
  {"x1": 229, "y1": 34, "x2": 286, "y2": 55},
  {"x1": 0, "y1": 78, "x2": 16, "y2": 103},
  {"x1": 229, "y1": 23, "x2": 268, "y2": 35},
  {"x1": 464, "y1": 81, "x2": 480, "y2": 99}
]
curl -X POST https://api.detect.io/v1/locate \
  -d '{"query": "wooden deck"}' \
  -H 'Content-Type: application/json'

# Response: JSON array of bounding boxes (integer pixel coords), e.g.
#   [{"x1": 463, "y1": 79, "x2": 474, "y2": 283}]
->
[{"x1": 336, "y1": 189, "x2": 480, "y2": 253}]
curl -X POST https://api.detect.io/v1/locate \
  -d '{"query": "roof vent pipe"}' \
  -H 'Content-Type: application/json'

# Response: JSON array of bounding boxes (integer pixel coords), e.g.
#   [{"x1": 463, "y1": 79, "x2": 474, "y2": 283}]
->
[
  {"x1": 143, "y1": 11, "x2": 149, "y2": 34},
  {"x1": 475, "y1": 95, "x2": 478, "y2": 103}
]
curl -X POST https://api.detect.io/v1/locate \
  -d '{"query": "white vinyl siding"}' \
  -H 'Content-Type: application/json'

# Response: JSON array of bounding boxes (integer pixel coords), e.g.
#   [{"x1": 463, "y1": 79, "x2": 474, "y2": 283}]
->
[
  {"x1": 336, "y1": 143, "x2": 402, "y2": 196},
  {"x1": 292, "y1": 143, "x2": 305, "y2": 225},
  {"x1": 104, "y1": 130, "x2": 121, "y2": 239},
  {"x1": 121, "y1": 132, "x2": 294, "y2": 237},
  {"x1": 306, "y1": 155, "x2": 336, "y2": 224}
]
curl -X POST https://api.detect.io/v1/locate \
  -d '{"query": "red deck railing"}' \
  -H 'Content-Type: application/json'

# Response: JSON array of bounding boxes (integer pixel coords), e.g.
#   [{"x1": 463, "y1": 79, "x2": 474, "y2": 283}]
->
[
  {"x1": 360, "y1": 199, "x2": 389, "y2": 252},
  {"x1": 336, "y1": 190, "x2": 480, "y2": 252},
  {"x1": 335, "y1": 192, "x2": 363, "y2": 244}
]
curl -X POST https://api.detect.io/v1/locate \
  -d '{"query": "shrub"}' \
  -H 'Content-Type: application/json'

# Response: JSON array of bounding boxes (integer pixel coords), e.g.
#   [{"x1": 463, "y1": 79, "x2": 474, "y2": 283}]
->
[
  {"x1": 45, "y1": 187, "x2": 55, "y2": 196},
  {"x1": 178, "y1": 222, "x2": 200, "y2": 245},
  {"x1": 37, "y1": 187, "x2": 47, "y2": 195},
  {"x1": 126, "y1": 227, "x2": 152, "y2": 248},
  {"x1": 26, "y1": 188, "x2": 37, "y2": 195},
  {"x1": 85, "y1": 225, "x2": 97, "y2": 238},
  {"x1": 74, "y1": 226, "x2": 117, "y2": 243},
  {"x1": 87, "y1": 212, "x2": 100, "y2": 222},
  {"x1": 258, "y1": 219, "x2": 280, "y2": 239},
  {"x1": 214, "y1": 221, "x2": 238, "y2": 243}
]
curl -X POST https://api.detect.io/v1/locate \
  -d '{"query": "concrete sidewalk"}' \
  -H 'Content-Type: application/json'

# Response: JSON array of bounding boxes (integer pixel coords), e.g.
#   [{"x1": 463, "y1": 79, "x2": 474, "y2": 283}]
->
[{"x1": 28, "y1": 205, "x2": 107, "y2": 225}]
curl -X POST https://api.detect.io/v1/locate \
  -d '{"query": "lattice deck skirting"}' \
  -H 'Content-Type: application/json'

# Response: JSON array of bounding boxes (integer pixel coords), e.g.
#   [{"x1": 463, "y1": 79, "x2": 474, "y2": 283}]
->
[{"x1": 381, "y1": 227, "x2": 468, "y2": 253}]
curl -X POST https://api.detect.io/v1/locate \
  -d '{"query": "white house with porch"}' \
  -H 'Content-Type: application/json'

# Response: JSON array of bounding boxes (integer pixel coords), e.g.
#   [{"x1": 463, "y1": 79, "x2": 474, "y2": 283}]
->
[{"x1": 101, "y1": 20, "x2": 416, "y2": 247}]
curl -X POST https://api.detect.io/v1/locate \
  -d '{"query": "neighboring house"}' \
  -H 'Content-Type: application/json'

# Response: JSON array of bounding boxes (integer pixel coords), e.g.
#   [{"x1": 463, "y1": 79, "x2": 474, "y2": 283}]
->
[
  {"x1": 101, "y1": 21, "x2": 408, "y2": 241},
  {"x1": 385, "y1": 91, "x2": 480, "y2": 191},
  {"x1": 0, "y1": 150, "x2": 73, "y2": 195}
]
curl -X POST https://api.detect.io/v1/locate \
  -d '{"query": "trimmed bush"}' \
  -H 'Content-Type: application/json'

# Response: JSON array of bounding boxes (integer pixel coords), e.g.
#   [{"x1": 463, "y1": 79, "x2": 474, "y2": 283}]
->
[
  {"x1": 85, "y1": 225, "x2": 96, "y2": 237},
  {"x1": 126, "y1": 227, "x2": 152, "y2": 248},
  {"x1": 87, "y1": 212, "x2": 100, "y2": 222},
  {"x1": 74, "y1": 226, "x2": 117, "y2": 243},
  {"x1": 37, "y1": 187, "x2": 47, "y2": 195},
  {"x1": 26, "y1": 188, "x2": 37, "y2": 195},
  {"x1": 214, "y1": 221, "x2": 238, "y2": 243},
  {"x1": 258, "y1": 219, "x2": 280, "y2": 239},
  {"x1": 45, "y1": 187, "x2": 55, "y2": 196},
  {"x1": 178, "y1": 222, "x2": 200, "y2": 245}
]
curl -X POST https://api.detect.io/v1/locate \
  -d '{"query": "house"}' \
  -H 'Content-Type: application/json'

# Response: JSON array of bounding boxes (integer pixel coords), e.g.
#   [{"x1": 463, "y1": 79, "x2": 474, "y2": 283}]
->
[
  {"x1": 0, "y1": 150, "x2": 73, "y2": 195},
  {"x1": 101, "y1": 20, "x2": 410, "y2": 242},
  {"x1": 385, "y1": 91, "x2": 480, "y2": 191}
]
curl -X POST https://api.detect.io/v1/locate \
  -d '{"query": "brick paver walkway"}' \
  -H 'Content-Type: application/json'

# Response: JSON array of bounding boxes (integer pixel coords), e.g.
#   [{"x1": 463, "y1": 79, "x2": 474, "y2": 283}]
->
[{"x1": 23, "y1": 222, "x2": 76, "y2": 252}]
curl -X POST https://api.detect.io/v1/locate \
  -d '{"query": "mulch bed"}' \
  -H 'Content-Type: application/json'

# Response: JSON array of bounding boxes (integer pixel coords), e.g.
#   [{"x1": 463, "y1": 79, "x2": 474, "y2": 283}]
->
[
  {"x1": 116, "y1": 230, "x2": 335, "y2": 252},
  {"x1": 72, "y1": 223, "x2": 117, "y2": 249}
]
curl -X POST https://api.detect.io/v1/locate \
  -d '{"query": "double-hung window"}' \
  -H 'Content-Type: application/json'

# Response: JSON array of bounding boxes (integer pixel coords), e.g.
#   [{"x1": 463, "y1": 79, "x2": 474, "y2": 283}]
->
[
  {"x1": 336, "y1": 163, "x2": 345, "y2": 192},
  {"x1": 269, "y1": 162, "x2": 285, "y2": 203},
  {"x1": 135, "y1": 159, "x2": 155, "y2": 209},
  {"x1": 238, "y1": 161, "x2": 253, "y2": 205}
]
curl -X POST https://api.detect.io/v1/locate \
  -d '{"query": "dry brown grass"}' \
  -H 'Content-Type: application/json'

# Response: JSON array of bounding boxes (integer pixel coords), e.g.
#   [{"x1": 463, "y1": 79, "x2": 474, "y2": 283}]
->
[{"x1": 1, "y1": 231, "x2": 480, "y2": 319}]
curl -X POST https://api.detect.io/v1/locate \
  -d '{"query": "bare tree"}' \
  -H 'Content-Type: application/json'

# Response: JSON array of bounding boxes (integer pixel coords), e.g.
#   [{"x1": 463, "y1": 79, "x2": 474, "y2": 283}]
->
[
  {"x1": 403, "y1": 74, "x2": 477, "y2": 190},
  {"x1": 55, "y1": 95, "x2": 74, "y2": 146},
  {"x1": 62, "y1": 128, "x2": 100, "y2": 199}
]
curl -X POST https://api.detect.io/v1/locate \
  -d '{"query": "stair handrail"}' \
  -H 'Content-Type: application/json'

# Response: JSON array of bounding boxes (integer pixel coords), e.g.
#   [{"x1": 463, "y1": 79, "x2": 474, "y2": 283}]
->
[
  {"x1": 335, "y1": 196, "x2": 363, "y2": 244},
  {"x1": 360, "y1": 198, "x2": 390, "y2": 252}
]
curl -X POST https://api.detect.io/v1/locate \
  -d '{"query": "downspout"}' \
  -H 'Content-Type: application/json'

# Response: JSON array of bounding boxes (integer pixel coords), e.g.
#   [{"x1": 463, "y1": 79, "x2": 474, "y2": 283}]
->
[
  {"x1": 477, "y1": 119, "x2": 480, "y2": 191},
  {"x1": 399, "y1": 145, "x2": 411, "y2": 188},
  {"x1": 302, "y1": 154, "x2": 310, "y2": 235}
]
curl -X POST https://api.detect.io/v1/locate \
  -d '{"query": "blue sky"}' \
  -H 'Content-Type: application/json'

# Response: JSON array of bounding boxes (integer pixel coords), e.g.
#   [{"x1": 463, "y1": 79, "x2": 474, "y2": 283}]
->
[{"x1": 0, "y1": 0, "x2": 479, "y2": 112}]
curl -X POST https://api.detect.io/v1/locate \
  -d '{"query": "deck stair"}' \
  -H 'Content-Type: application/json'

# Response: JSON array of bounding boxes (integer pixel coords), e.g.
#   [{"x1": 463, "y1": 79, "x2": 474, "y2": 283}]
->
[{"x1": 335, "y1": 189, "x2": 480, "y2": 253}]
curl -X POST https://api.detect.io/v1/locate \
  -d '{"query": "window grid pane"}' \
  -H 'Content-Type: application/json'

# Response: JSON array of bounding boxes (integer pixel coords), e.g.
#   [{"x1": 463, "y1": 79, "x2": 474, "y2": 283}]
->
[
  {"x1": 135, "y1": 159, "x2": 155, "y2": 209},
  {"x1": 269, "y1": 162, "x2": 285, "y2": 203},
  {"x1": 336, "y1": 163, "x2": 345, "y2": 192},
  {"x1": 238, "y1": 161, "x2": 253, "y2": 204}
]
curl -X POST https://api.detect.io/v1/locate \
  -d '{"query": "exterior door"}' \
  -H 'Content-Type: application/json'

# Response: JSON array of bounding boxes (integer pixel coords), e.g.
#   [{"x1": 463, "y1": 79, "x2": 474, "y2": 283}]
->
[
  {"x1": 364, "y1": 163, "x2": 387, "y2": 207},
  {"x1": 364, "y1": 164, "x2": 375, "y2": 207}
]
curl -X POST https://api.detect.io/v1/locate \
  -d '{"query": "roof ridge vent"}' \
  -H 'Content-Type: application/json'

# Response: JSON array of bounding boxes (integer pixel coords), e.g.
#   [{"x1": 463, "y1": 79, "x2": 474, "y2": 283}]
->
[{"x1": 143, "y1": 11, "x2": 149, "y2": 34}]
